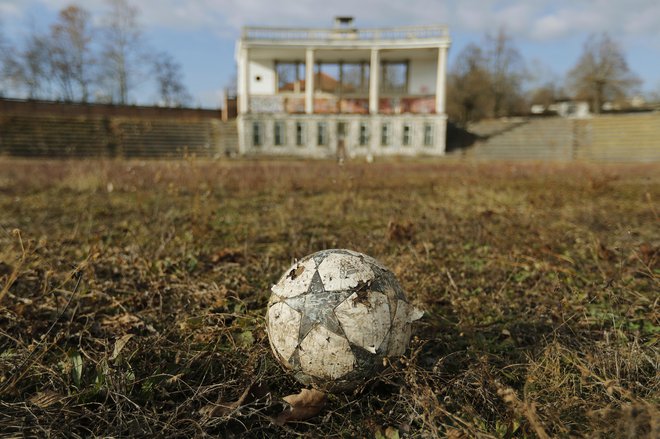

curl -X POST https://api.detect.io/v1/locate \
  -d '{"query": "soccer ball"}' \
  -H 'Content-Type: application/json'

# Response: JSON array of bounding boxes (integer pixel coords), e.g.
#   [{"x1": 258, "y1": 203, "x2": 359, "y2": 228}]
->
[{"x1": 266, "y1": 249, "x2": 423, "y2": 392}]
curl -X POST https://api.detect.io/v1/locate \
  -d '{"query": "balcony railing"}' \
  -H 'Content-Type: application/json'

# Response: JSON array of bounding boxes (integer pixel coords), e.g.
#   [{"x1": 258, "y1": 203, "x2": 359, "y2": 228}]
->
[{"x1": 242, "y1": 25, "x2": 449, "y2": 42}]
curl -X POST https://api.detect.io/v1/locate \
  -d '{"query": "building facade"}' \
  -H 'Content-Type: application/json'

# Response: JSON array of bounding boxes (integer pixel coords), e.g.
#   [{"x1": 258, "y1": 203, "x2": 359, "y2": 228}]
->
[{"x1": 236, "y1": 18, "x2": 450, "y2": 158}]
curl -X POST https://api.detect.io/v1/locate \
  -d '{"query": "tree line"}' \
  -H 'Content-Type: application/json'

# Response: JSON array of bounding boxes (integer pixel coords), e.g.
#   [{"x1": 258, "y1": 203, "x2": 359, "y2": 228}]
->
[
  {"x1": 0, "y1": 5, "x2": 647, "y2": 117},
  {"x1": 0, "y1": 0, "x2": 191, "y2": 107},
  {"x1": 447, "y1": 30, "x2": 644, "y2": 125}
]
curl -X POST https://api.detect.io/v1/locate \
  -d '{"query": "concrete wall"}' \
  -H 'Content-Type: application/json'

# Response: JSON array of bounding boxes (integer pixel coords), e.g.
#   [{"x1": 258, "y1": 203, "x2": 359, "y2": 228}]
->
[
  {"x1": 466, "y1": 113, "x2": 660, "y2": 162},
  {"x1": 578, "y1": 113, "x2": 660, "y2": 162},
  {"x1": 408, "y1": 58, "x2": 436, "y2": 95},
  {"x1": 238, "y1": 114, "x2": 446, "y2": 158},
  {"x1": 0, "y1": 98, "x2": 238, "y2": 158},
  {"x1": 248, "y1": 59, "x2": 276, "y2": 95}
]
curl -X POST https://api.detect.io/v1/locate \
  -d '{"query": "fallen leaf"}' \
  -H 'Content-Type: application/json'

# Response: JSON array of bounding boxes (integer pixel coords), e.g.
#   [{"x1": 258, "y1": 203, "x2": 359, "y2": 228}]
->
[
  {"x1": 110, "y1": 334, "x2": 134, "y2": 361},
  {"x1": 274, "y1": 388, "x2": 327, "y2": 425}
]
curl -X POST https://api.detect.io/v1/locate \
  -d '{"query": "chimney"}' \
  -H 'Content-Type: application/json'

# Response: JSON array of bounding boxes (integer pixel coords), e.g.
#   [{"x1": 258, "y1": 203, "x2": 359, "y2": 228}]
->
[{"x1": 334, "y1": 16, "x2": 354, "y2": 28}]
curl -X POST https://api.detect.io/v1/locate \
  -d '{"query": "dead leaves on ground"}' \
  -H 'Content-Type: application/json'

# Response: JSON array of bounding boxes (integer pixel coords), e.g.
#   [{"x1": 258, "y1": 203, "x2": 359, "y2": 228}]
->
[
  {"x1": 274, "y1": 388, "x2": 327, "y2": 425},
  {"x1": 201, "y1": 383, "x2": 327, "y2": 426}
]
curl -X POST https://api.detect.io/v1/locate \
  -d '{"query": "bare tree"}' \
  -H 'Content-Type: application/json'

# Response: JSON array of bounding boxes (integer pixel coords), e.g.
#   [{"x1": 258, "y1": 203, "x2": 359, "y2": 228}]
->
[
  {"x1": 152, "y1": 52, "x2": 191, "y2": 107},
  {"x1": 447, "y1": 30, "x2": 528, "y2": 125},
  {"x1": 7, "y1": 25, "x2": 53, "y2": 99},
  {"x1": 99, "y1": 0, "x2": 147, "y2": 104},
  {"x1": 568, "y1": 33, "x2": 641, "y2": 113},
  {"x1": 50, "y1": 5, "x2": 95, "y2": 102},
  {"x1": 485, "y1": 28, "x2": 527, "y2": 117},
  {"x1": 446, "y1": 44, "x2": 494, "y2": 126}
]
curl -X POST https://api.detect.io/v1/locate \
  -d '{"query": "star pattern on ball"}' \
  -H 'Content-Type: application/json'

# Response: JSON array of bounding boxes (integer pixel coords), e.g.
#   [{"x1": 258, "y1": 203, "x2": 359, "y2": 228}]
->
[{"x1": 284, "y1": 270, "x2": 352, "y2": 341}]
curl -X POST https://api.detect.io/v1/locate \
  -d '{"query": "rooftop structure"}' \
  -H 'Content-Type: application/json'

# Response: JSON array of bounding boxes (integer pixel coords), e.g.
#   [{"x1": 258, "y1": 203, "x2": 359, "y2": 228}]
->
[{"x1": 235, "y1": 18, "x2": 451, "y2": 158}]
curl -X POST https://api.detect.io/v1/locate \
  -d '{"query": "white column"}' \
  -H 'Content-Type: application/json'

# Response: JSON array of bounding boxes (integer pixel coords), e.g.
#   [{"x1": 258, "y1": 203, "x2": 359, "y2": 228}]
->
[
  {"x1": 435, "y1": 46, "x2": 447, "y2": 115},
  {"x1": 238, "y1": 47, "x2": 249, "y2": 114},
  {"x1": 305, "y1": 48, "x2": 315, "y2": 114},
  {"x1": 369, "y1": 48, "x2": 380, "y2": 114}
]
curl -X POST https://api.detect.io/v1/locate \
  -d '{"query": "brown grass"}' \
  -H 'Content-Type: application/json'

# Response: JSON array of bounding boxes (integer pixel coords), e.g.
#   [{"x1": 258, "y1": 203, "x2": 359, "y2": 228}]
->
[{"x1": 0, "y1": 158, "x2": 658, "y2": 438}]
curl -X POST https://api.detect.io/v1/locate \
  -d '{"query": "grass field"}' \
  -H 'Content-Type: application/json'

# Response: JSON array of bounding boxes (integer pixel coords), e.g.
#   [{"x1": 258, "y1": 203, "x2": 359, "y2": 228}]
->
[{"x1": 0, "y1": 158, "x2": 658, "y2": 438}]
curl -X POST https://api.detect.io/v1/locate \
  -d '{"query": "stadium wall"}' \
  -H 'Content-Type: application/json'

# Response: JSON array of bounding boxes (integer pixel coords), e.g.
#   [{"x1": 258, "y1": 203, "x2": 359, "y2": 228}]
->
[
  {"x1": 0, "y1": 98, "x2": 238, "y2": 158},
  {"x1": 1, "y1": 98, "x2": 658, "y2": 161},
  {"x1": 466, "y1": 113, "x2": 660, "y2": 163}
]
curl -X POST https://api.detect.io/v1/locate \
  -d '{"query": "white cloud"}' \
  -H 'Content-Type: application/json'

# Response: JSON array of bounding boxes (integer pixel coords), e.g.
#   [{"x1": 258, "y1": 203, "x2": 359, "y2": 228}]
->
[
  {"x1": 0, "y1": 1, "x2": 21, "y2": 18},
  {"x1": 2, "y1": 0, "x2": 659, "y2": 44},
  {"x1": 531, "y1": 14, "x2": 569, "y2": 40}
]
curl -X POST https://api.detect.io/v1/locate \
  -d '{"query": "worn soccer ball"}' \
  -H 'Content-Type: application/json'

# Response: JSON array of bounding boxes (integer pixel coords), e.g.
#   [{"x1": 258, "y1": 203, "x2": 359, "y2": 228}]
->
[{"x1": 266, "y1": 249, "x2": 423, "y2": 392}]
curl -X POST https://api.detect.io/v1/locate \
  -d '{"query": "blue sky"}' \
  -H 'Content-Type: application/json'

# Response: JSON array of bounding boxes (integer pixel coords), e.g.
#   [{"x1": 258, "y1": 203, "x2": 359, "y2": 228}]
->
[{"x1": 1, "y1": 0, "x2": 659, "y2": 108}]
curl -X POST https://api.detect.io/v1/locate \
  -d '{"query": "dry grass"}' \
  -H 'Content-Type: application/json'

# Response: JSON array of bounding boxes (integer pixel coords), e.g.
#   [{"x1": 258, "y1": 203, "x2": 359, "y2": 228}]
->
[{"x1": 0, "y1": 158, "x2": 658, "y2": 438}]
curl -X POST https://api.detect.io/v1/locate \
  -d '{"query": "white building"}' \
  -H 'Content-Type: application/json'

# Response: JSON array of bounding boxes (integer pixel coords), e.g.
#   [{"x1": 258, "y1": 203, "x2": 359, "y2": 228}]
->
[{"x1": 235, "y1": 17, "x2": 451, "y2": 158}]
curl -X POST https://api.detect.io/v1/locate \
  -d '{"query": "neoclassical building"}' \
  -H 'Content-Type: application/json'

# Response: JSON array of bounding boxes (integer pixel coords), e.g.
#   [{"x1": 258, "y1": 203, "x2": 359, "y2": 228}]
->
[{"x1": 236, "y1": 17, "x2": 450, "y2": 158}]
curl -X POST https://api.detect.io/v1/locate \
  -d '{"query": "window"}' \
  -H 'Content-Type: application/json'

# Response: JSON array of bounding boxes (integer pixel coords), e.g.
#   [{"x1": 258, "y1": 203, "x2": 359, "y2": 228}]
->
[
  {"x1": 402, "y1": 123, "x2": 412, "y2": 146},
  {"x1": 381, "y1": 123, "x2": 390, "y2": 146},
  {"x1": 341, "y1": 62, "x2": 369, "y2": 94},
  {"x1": 317, "y1": 122, "x2": 328, "y2": 146},
  {"x1": 314, "y1": 63, "x2": 341, "y2": 93},
  {"x1": 381, "y1": 61, "x2": 408, "y2": 93},
  {"x1": 359, "y1": 122, "x2": 369, "y2": 146},
  {"x1": 252, "y1": 122, "x2": 262, "y2": 147},
  {"x1": 423, "y1": 123, "x2": 434, "y2": 146},
  {"x1": 296, "y1": 122, "x2": 306, "y2": 146},
  {"x1": 305, "y1": 62, "x2": 373, "y2": 95},
  {"x1": 274, "y1": 121, "x2": 285, "y2": 146},
  {"x1": 276, "y1": 62, "x2": 305, "y2": 92}
]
